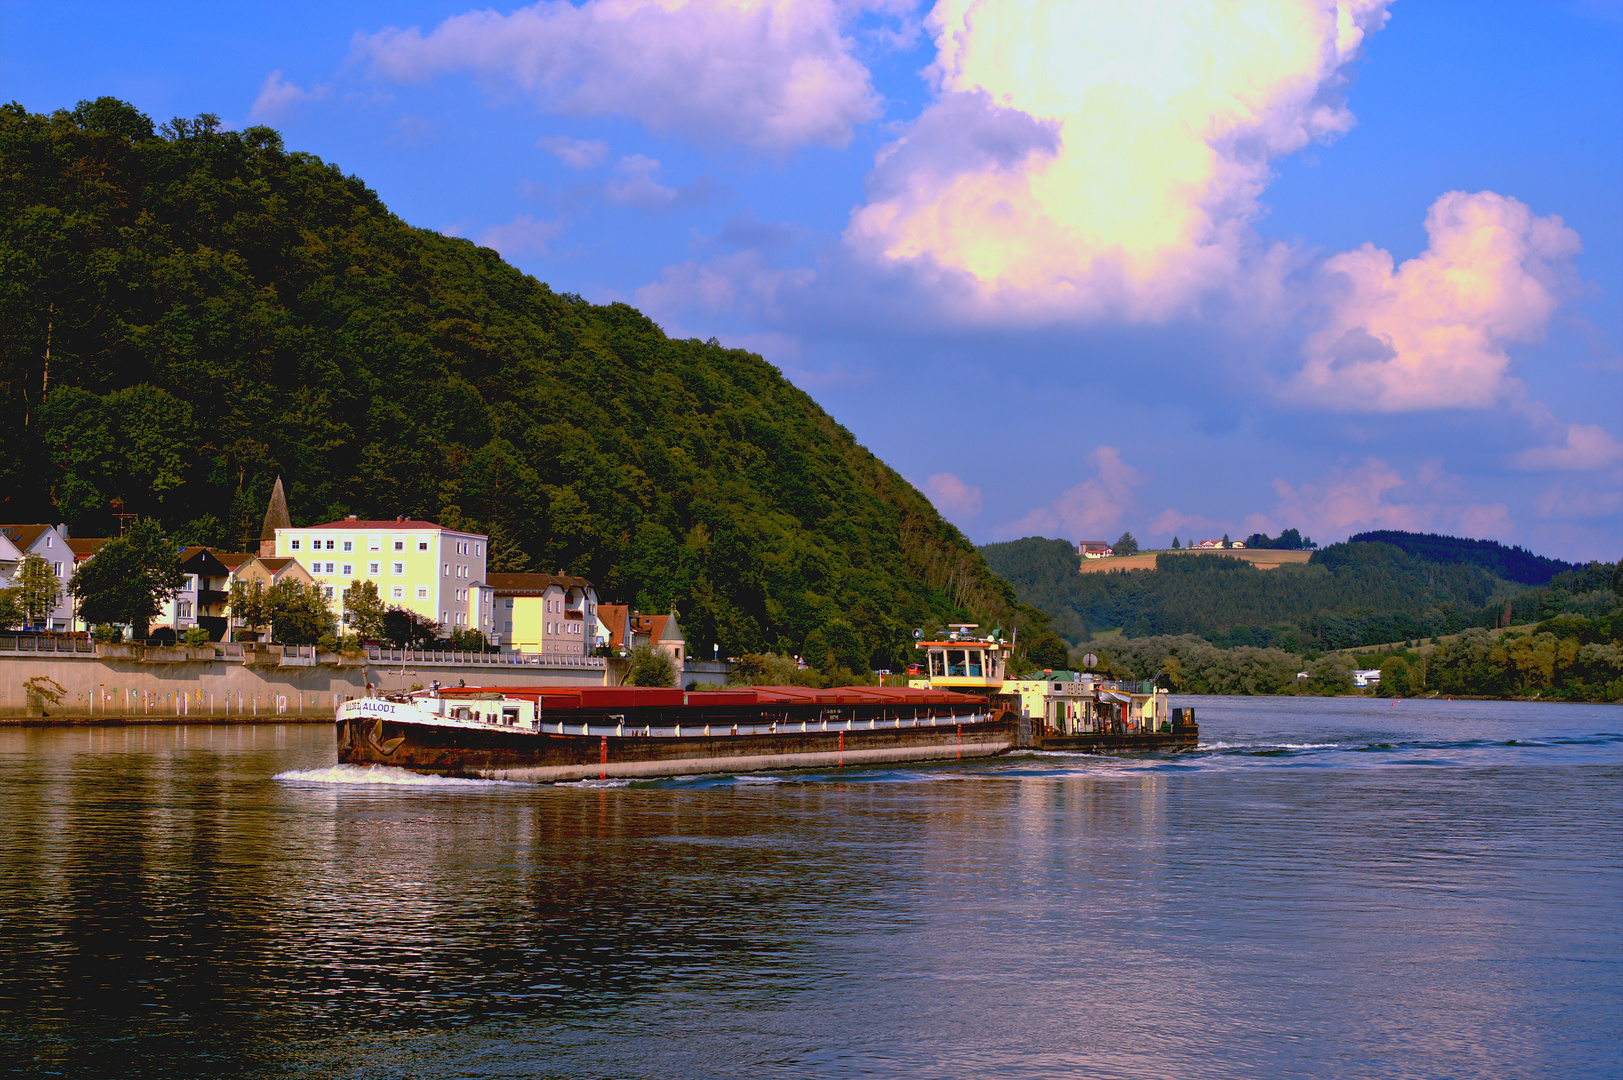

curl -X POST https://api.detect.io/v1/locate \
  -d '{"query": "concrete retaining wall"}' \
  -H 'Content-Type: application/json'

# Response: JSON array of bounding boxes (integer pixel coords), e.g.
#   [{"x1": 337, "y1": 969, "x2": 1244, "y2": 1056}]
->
[{"x1": 0, "y1": 652, "x2": 608, "y2": 721}]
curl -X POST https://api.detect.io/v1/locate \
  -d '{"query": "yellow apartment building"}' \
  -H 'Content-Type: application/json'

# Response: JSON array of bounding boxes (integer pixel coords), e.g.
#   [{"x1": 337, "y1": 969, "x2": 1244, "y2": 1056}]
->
[{"x1": 273, "y1": 516, "x2": 491, "y2": 638}]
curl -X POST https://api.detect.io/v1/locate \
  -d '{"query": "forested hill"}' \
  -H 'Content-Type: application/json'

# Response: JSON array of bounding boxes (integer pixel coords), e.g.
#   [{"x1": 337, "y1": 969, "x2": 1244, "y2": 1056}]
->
[
  {"x1": 0, "y1": 98, "x2": 1066, "y2": 670},
  {"x1": 981, "y1": 536, "x2": 1618, "y2": 653},
  {"x1": 1345, "y1": 530, "x2": 1577, "y2": 585}
]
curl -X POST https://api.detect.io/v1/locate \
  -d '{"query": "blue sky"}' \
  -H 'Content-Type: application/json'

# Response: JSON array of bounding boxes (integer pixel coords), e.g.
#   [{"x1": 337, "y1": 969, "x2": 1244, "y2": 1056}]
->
[{"x1": 4, "y1": 0, "x2": 1620, "y2": 561}]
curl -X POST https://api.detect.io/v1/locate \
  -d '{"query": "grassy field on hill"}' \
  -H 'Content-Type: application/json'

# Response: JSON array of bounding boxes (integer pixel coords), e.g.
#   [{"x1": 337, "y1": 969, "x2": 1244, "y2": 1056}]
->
[
  {"x1": 0, "y1": 98, "x2": 1067, "y2": 672},
  {"x1": 1079, "y1": 549, "x2": 1312, "y2": 573}
]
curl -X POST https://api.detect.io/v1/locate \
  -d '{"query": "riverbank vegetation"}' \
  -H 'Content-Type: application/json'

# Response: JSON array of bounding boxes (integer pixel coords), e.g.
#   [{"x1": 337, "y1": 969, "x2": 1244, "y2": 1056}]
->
[{"x1": 1095, "y1": 611, "x2": 1623, "y2": 702}]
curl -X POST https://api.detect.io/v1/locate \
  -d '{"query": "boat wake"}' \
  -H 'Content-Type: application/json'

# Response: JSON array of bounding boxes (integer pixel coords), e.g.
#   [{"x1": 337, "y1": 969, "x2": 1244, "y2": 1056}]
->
[{"x1": 274, "y1": 764, "x2": 517, "y2": 787}]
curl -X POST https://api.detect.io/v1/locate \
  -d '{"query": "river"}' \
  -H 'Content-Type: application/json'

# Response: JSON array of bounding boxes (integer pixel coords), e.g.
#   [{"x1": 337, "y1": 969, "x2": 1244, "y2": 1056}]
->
[{"x1": 1, "y1": 696, "x2": 1618, "y2": 1079}]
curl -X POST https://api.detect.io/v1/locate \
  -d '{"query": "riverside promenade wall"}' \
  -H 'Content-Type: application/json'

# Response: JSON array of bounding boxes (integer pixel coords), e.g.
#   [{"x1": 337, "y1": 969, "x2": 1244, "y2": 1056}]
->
[{"x1": 0, "y1": 641, "x2": 610, "y2": 721}]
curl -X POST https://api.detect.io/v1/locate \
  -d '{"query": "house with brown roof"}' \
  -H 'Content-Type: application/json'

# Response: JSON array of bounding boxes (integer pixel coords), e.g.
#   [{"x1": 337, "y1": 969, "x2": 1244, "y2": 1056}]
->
[
  {"x1": 595, "y1": 605, "x2": 687, "y2": 674},
  {"x1": 225, "y1": 553, "x2": 315, "y2": 640},
  {"x1": 0, "y1": 523, "x2": 75, "y2": 629},
  {"x1": 482, "y1": 571, "x2": 599, "y2": 656}
]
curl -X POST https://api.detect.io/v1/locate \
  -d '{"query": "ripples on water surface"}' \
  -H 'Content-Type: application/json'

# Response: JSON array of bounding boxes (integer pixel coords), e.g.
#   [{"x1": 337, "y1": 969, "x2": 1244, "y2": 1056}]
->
[{"x1": 1, "y1": 697, "x2": 1618, "y2": 1079}]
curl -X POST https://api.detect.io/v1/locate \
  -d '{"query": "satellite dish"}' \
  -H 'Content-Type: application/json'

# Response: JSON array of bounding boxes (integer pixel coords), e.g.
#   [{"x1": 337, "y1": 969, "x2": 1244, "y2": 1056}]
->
[
  {"x1": 1081, "y1": 653, "x2": 1099, "y2": 670},
  {"x1": 912, "y1": 629, "x2": 923, "y2": 639}
]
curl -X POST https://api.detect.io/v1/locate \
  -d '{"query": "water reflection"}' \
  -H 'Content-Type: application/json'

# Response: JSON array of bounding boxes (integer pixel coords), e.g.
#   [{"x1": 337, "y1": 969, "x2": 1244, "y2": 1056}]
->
[{"x1": 0, "y1": 704, "x2": 1618, "y2": 1079}]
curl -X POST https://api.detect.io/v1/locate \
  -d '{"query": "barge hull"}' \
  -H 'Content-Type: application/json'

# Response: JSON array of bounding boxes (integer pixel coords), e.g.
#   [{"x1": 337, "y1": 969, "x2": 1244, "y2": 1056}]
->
[{"x1": 339, "y1": 714, "x2": 1018, "y2": 782}]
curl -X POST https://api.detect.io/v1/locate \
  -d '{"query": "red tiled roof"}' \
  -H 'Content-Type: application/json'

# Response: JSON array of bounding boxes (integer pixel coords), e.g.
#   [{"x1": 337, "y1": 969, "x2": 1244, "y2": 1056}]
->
[
  {"x1": 66, "y1": 538, "x2": 108, "y2": 560},
  {"x1": 302, "y1": 518, "x2": 451, "y2": 530}
]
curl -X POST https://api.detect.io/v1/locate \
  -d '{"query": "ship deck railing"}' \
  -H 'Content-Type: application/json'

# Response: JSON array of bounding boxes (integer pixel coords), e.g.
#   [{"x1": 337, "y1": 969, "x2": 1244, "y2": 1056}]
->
[
  {"x1": 536, "y1": 710, "x2": 993, "y2": 739},
  {"x1": 364, "y1": 647, "x2": 606, "y2": 669}
]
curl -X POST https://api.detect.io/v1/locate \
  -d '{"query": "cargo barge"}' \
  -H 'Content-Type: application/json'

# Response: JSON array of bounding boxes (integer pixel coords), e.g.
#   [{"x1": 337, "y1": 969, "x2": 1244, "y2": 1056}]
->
[
  {"x1": 337, "y1": 684, "x2": 1017, "y2": 782},
  {"x1": 335, "y1": 628, "x2": 1195, "y2": 782}
]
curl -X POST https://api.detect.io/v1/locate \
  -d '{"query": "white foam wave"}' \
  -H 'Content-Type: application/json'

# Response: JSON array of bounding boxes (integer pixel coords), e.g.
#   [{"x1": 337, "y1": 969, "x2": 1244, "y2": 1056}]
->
[
  {"x1": 556, "y1": 777, "x2": 634, "y2": 788},
  {"x1": 274, "y1": 764, "x2": 515, "y2": 787},
  {"x1": 1198, "y1": 741, "x2": 1344, "y2": 751}
]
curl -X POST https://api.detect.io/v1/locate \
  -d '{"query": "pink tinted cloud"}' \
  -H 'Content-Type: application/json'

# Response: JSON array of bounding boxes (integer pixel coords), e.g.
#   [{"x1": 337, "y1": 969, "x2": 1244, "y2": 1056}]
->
[
  {"x1": 922, "y1": 473, "x2": 983, "y2": 520},
  {"x1": 994, "y1": 447, "x2": 1141, "y2": 541},
  {"x1": 1291, "y1": 191, "x2": 1581, "y2": 411},
  {"x1": 1268, "y1": 458, "x2": 1514, "y2": 542},
  {"x1": 1513, "y1": 423, "x2": 1623, "y2": 472}
]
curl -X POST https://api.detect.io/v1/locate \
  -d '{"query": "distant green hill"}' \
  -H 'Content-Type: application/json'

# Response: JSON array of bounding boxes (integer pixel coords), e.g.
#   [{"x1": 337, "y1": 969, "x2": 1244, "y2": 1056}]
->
[
  {"x1": 0, "y1": 98, "x2": 1066, "y2": 671},
  {"x1": 1346, "y1": 530, "x2": 1577, "y2": 585},
  {"x1": 980, "y1": 536, "x2": 1618, "y2": 653}
]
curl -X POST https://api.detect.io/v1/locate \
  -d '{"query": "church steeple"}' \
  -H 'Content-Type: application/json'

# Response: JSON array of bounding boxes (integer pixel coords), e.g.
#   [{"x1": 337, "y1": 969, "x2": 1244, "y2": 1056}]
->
[{"x1": 259, "y1": 476, "x2": 290, "y2": 556}]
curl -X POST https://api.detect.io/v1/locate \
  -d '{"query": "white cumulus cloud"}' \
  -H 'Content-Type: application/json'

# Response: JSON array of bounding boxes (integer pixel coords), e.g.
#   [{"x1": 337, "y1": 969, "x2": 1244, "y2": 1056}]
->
[
  {"x1": 847, "y1": 0, "x2": 1392, "y2": 319},
  {"x1": 478, "y1": 214, "x2": 564, "y2": 257},
  {"x1": 357, "y1": 0, "x2": 880, "y2": 149},
  {"x1": 1291, "y1": 190, "x2": 1582, "y2": 411},
  {"x1": 249, "y1": 71, "x2": 325, "y2": 121},
  {"x1": 540, "y1": 135, "x2": 610, "y2": 168}
]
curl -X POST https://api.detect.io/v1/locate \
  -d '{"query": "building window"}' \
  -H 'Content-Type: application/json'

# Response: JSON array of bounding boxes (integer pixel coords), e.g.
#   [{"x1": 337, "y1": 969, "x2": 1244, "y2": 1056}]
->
[
  {"x1": 325, "y1": 539, "x2": 336, "y2": 550},
  {"x1": 394, "y1": 539, "x2": 404, "y2": 551},
  {"x1": 504, "y1": 620, "x2": 513, "y2": 633},
  {"x1": 368, "y1": 562, "x2": 380, "y2": 576},
  {"x1": 343, "y1": 540, "x2": 353, "y2": 552},
  {"x1": 443, "y1": 563, "x2": 450, "y2": 576},
  {"x1": 323, "y1": 586, "x2": 334, "y2": 599},
  {"x1": 504, "y1": 597, "x2": 513, "y2": 609},
  {"x1": 341, "y1": 564, "x2": 353, "y2": 576},
  {"x1": 419, "y1": 540, "x2": 429, "y2": 552},
  {"x1": 393, "y1": 563, "x2": 405, "y2": 576},
  {"x1": 291, "y1": 539, "x2": 300, "y2": 551},
  {"x1": 416, "y1": 586, "x2": 428, "y2": 600},
  {"x1": 178, "y1": 601, "x2": 192, "y2": 618},
  {"x1": 392, "y1": 586, "x2": 404, "y2": 600},
  {"x1": 475, "y1": 543, "x2": 482, "y2": 556},
  {"x1": 442, "y1": 611, "x2": 449, "y2": 624}
]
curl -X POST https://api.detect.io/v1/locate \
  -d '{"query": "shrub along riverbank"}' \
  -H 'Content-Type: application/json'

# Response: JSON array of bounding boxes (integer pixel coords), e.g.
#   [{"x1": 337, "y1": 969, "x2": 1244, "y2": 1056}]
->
[{"x1": 1094, "y1": 613, "x2": 1623, "y2": 702}]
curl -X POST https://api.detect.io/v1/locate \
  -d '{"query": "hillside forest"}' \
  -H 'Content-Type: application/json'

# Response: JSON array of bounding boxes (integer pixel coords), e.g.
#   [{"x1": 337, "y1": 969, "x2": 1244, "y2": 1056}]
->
[
  {"x1": 983, "y1": 533, "x2": 1620, "y2": 699},
  {"x1": 0, "y1": 98, "x2": 1069, "y2": 674}
]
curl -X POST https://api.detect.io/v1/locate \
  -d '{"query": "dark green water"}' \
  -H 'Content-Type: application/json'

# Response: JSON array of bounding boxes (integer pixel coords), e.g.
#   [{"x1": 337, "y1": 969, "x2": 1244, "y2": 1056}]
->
[{"x1": 1, "y1": 696, "x2": 1619, "y2": 1079}]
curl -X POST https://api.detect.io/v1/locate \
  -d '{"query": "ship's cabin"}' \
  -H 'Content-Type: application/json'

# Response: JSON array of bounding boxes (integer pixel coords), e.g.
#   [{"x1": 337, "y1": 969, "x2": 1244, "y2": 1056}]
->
[{"x1": 912, "y1": 625, "x2": 1010, "y2": 689}]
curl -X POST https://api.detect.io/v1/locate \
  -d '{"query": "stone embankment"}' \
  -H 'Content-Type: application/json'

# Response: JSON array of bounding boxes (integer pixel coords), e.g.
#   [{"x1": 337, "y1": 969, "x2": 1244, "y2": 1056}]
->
[{"x1": 0, "y1": 639, "x2": 612, "y2": 722}]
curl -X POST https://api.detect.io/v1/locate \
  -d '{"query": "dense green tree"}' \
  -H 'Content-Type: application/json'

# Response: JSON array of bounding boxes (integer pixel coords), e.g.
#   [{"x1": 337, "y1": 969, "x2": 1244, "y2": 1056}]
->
[
  {"x1": 14, "y1": 553, "x2": 59, "y2": 626},
  {"x1": 1377, "y1": 654, "x2": 1412, "y2": 697},
  {"x1": 264, "y1": 580, "x2": 331, "y2": 645},
  {"x1": 341, "y1": 579, "x2": 386, "y2": 641},
  {"x1": 0, "y1": 588, "x2": 21, "y2": 630},
  {"x1": 229, "y1": 579, "x2": 269, "y2": 639},
  {"x1": 625, "y1": 644, "x2": 676, "y2": 687},
  {"x1": 1113, "y1": 532, "x2": 1140, "y2": 556},
  {"x1": 381, "y1": 606, "x2": 440, "y2": 647},
  {"x1": 67, "y1": 517, "x2": 184, "y2": 636}
]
